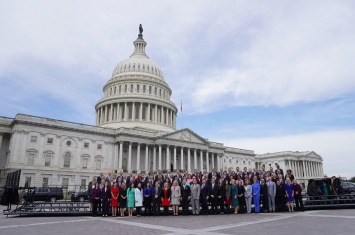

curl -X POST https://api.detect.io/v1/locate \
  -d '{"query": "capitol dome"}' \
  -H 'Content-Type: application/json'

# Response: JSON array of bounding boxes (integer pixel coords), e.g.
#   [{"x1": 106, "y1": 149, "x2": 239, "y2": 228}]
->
[{"x1": 95, "y1": 29, "x2": 178, "y2": 133}]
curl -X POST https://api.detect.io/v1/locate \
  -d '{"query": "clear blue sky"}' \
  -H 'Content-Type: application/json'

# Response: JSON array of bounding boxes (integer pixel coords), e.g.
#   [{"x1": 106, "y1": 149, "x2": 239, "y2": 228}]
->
[{"x1": 1, "y1": 1, "x2": 355, "y2": 178}]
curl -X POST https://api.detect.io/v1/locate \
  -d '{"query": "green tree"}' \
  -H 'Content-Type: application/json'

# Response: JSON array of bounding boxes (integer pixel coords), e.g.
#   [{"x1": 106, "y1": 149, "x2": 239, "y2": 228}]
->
[{"x1": 349, "y1": 177, "x2": 355, "y2": 183}]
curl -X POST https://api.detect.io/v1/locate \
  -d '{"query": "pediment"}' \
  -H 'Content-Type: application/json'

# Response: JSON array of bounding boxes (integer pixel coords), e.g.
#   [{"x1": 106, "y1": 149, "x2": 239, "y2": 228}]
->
[
  {"x1": 305, "y1": 151, "x2": 323, "y2": 160},
  {"x1": 159, "y1": 128, "x2": 207, "y2": 144}
]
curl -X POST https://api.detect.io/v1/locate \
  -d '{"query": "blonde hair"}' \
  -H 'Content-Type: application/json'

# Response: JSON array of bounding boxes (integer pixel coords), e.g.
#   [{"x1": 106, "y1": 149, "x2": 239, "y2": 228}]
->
[{"x1": 173, "y1": 180, "x2": 178, "y2": 186}]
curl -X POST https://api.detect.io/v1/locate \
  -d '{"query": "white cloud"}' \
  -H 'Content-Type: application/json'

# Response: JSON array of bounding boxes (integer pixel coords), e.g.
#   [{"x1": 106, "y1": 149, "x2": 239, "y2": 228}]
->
[
  {"x1": 187, "y1": 1, "x2": 355, "y2": 113},
  {"x1": 222, "y1": 129, "x2": 355, "y2": 179}
]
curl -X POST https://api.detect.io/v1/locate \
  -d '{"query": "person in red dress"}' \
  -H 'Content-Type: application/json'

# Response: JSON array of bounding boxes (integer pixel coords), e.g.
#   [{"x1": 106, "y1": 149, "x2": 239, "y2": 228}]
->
[
  {"x1": 111, "y1": 182, "x2": 119, "y2": 217},
  {"x1": 161, "y1": 182, "x2": 171, "y2": 216}
]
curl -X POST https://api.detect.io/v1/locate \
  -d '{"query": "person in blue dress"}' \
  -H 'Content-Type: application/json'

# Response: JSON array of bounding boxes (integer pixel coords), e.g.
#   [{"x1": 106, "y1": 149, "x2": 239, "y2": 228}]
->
[
  {"x1": 252, "y1": 176, "x2": 260, "y2": 213},
  {"x1": 284, "y1": 177, "x2": 294, "y2": 212}
]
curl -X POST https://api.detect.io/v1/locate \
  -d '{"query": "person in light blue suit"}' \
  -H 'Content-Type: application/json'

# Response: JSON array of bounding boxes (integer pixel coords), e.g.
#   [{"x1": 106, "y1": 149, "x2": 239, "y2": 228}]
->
[{"x1": 252, "y1": 176, "x2": 260, "y2": 213}]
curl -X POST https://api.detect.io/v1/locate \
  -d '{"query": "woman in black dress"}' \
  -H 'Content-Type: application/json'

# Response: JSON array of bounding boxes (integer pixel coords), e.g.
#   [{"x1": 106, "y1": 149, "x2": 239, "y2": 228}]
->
[
  {"x1": 260, "y1": 179, "x2": 269, "y2": 212},
  {"x1": 237, "y1": 180, "x2": 246, "y2": 214},
  {"x1": 119, "y1": 182, "x2": 127, "y2": 217}
]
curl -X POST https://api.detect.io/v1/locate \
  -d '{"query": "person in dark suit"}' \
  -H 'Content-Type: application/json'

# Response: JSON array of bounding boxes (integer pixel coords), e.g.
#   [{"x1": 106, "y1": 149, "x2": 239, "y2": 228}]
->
[
  {"x1": 101, "y1": 181, "x2": 110, "y2": 216},
  {"x1": 217, "y1": 178, "x2": 225, "y2": 214},
  {"x1": 293, "y1": 179, "x2": 304, "y2": 212},
  {"x1": 275, "y1": 163, "x2": 284, "y2": 177},
  {"x1": 180, "y1": 180, "x2": 190, "y2": 215},
  {"x1": 209, "y1": 178, "x2": 218, "y2": 214},
  {"x1": 97, "y1": 172, "x2": 103, "y2": 185},
  {"x1": 152, "y1": 181, "x2": 162, "y2": 216},
  {"x1": 200, "y1": 179, "x2": 210, "y2": 215}
]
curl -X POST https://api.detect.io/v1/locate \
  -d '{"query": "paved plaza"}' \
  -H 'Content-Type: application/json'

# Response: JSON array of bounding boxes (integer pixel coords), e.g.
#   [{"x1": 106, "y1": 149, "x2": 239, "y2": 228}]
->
[{"x1": 1, "y1": 207, "x2": 355, "y2": 235}]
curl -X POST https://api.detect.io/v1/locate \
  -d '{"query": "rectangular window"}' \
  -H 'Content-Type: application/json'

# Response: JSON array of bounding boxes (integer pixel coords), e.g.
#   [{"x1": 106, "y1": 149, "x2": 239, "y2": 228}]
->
[
  {"x1": 25, "y1": 177, "x2": 31, "y2": 187},
  {"x1": 44, "y1": 155, "x2": 51, "y2": 167},
  {"x1": 84, "y1": 142, "x2": 89, "y2": 148},
  {"x1": 27, "y1": 153, "x2": 35, "y2": 166},
  {"x1": 42, "y1": 177, "x2": 49, "y2": 187},
  {"x1": 62, "y1": 178, "x2": 69, "y2": 189},
  {"x1": 80, "y1": 179, "x2": 86, "y2": 190},
  {"x1": 97, "y1": 144, "x2": 102, "y2": 150},
  {"x1": 135, "y1": 106, "x2": 139, "y2": 119},
  {"x1": 30, "y1": 136, "x2": 37, "y2": 142},
  {"x1": 64, "y1": 155, "x2": 71, "y2": 168},
  {"x1": 95, "y1": 159, "x2": 101, "y2": 170},
  {"x1": 82, "y1": 158, "x2": 88, "y2": 169},
  {"x1": 47, "y1": 138, "x2": 53, "y2": 144}
]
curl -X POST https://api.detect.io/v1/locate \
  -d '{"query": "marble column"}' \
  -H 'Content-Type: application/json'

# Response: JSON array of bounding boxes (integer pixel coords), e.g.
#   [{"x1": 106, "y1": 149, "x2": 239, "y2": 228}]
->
[
  {"x1": 136, "y1": 143, "x2": 141, "y2": 171},
  {"x1": 113, "y1": 143, "x2": 118, "y2": 169},
  {"x1": 147, "y1": 104, "x2": 151, "y2": 121},
  {"x1": 145, "y1": 145, "x2": 149, "y2": 172},
  {"x1": 139, "y1": 102, "x2": 143, "y2": 121},
  {"x1": 118, "y1": 141, "x2": 123, "y2": 170},
  {"x1": 117, "y1": 103, "x2": 120, "y2": 121},
  {"x1": 200, "y1": 150, "x2": 203, "y2": 171},
  {"x1": 211, "y1": 153, "x2": 215, "y2": 170},
  {"x1": 110, "y1": 104, "x2": 113, "y2": 121},
  {"x1": 153, "y1": 146, "x2": 156, "y2": 172},
  {"x1": 194, "y1": 149, "x2": 197, "y2": 171},
  {"x1": 128, "y1": 142, "x2": 132, "y2": 171},
  {"x1": 180, "y1": 147, "x2": 184, "y2": 171},
  {"x1": 132, "y1": 102, "x2": 135, "y2": 120},
  {"x1": 206, "y1": 151, "x2": 210, "y2": 172},
  {"x1": 158, "y1": 145, "x2": 162, "y2": 171},
  {"x1": 166, "y1": 145, "x2": 170, "y2": 170},
  {"x1": 124, "y1": 102, "x2": 128, "y2": 121},
  {"x1": 173, "y1": 146, "x2": 177, "y2": 171},
  {"x1": 187, "y1": 148, "x2": 191, "y2": 173},
  {"x1": 155, "y1": 105, "x2": 158, "y2": 123},
  {"x1": 104, "y1": 105, "x2": 108, "y2": 123}
]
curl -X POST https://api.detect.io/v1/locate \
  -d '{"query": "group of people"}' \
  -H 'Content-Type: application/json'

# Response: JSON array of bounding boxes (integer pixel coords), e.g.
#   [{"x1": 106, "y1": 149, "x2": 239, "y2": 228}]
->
[{"x1": 87, "y1": 164, "x2": 304, "y2": 217}]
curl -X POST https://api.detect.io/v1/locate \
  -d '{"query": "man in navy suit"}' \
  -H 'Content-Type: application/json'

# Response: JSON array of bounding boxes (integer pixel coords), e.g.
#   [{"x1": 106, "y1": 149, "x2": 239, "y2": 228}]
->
[{"x1": 200, "y1": 179, "x2": 210, "y2": 215}]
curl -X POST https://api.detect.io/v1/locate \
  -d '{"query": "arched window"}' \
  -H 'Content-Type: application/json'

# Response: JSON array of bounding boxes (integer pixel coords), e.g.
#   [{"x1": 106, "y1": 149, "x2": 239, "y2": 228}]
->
[
  {"x1": 163, "y1": 90, "x2": 165, "y2": 98},
  {"x1": 137, "y1": 84, "x2": 140, "y2": 93},
  {"x1": 119, "y1": 85, "x2": 121, "y2": 94},
  {"x1": 159, "y1": 89, "x2": 161, "y2": 97},
  {"x1": 143, "y1": 85, "x2": 146, "y2": 93},
  {"x1": 154, "y1": 87, "x2": 157, "y2": 95},
  {"x1": 114, "y1": 86, "x2": 117, "y2": 94},
  {"x1": 130, "y1": 84, "x2": 134, "y2": 92},
  {"x1": 64, "y1": 152, "x2": 71, "y2": 168},
  {"x1": 110, "y1": 87, "x2": 112, "y2": 95},
  {"x1": 124, "y1": 85, "x2": 127, "y2": 93},
  {"x1": 149, "y1": 86, "x2": 152, "y2": 94}
]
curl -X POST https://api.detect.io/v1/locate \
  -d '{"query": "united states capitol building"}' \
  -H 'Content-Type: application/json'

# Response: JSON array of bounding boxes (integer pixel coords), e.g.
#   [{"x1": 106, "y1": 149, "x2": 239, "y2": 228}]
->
[{"x1": 0, "y1": 28, "x2": 324, "y2": 189}]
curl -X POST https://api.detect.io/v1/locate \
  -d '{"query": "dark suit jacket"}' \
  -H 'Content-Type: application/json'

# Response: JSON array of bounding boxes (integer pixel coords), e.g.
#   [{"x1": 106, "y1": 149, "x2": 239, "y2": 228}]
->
[
  {"x1": 101, "y1": 187, "x2": 111, "y2": 201},
  {"x1": 181, "y1": 185, "x2": 191, "y2": 199},
  {"x1": 200, "y1": 184, "x2": 210, "y2": 200},
  {"x1": 217, "y1": 184, "x2": 225, "y2": 198},
  {"x1": 152, "y1": 186, "x2": 162, "y2": 199},
  {"x1": 210, "y1": 183, "x2": 219, "y2": 198}
]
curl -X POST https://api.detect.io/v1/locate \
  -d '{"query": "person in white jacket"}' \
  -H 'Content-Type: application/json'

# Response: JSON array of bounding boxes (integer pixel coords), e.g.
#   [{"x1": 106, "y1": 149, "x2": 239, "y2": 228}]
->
[{"x1": 135, "y1": 183, "x2": 144, "y2": 217}]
